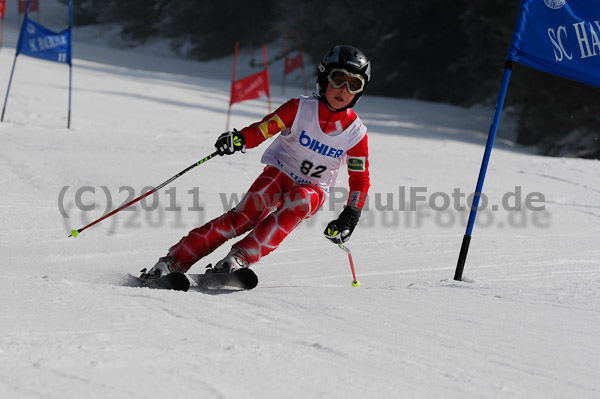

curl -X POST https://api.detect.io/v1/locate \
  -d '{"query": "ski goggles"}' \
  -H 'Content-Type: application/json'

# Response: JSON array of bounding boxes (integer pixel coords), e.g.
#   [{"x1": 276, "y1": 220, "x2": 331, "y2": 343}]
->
[{"x1": 327, "y1": 68, "x2": 366, "y2": 95}]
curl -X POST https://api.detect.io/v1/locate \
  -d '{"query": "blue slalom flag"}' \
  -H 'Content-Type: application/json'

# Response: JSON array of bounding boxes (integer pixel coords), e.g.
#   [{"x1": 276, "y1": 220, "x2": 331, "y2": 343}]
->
[
  {"x1": 507, "y1": 0, "x2": 600, "y2": 88},
  {"x1": 2, "y1": 1, "x2": 73, "y2": 127},
  {"x1": 455, "y1": 1, "x2": 600, "y2": 281},
  {"x1": 16, "y1": 18, "x2": 72, "y2": 64}
]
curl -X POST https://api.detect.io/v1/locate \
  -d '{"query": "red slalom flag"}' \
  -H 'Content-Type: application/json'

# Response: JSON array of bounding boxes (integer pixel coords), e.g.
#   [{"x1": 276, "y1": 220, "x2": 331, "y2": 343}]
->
[
  {"x1": 19, "y1": 0, "x2": 39, "y2": 14},
  {"x1": 281, "y1": 30, "x2": 306, "y2": 95},
  {"x1": 0, "y1": 1, "x2": 6, "y2": 19},
  {"x1": 284, "y1": 52, "x2": 303, "y2": 75},
  {"x1": 226, "y1": 43, "x2": 271, "y2": 130},
  {"x1": 230, "y1": 69, "x2": 270, "y2": 105}
]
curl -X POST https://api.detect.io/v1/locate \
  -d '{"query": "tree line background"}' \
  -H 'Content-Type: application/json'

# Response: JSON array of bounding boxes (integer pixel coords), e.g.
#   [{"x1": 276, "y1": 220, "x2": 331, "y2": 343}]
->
[{"x1": 62, "y1": 0, "x2": 599, "y2": 159}]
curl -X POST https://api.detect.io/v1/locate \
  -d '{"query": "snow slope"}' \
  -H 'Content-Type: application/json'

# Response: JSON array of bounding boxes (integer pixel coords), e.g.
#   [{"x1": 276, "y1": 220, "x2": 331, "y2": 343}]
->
[{"x1": 1, "y1": 3, "x2": 600, "y2": 399}]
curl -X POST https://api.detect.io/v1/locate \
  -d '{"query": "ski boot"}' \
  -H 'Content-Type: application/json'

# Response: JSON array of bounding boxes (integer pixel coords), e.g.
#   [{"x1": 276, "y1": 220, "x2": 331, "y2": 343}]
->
[
  {"x1": 140, "y1": 255, "x2": 184, "y2": 280},
  {"x1": 206, "y1": 249, "x2": 249, "y2": 274}
]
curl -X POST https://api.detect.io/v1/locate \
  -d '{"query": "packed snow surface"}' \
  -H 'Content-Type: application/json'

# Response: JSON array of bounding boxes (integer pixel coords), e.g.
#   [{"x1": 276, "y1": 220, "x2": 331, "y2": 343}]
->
[{"x1": 1, "y1": 2, "x2": 599, "y2": 398}]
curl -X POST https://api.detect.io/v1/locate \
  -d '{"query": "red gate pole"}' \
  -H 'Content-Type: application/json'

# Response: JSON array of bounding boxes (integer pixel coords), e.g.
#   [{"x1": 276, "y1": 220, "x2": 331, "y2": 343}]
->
[
  {"x1": 226, "y1": 41, "x2": 239, "y2": 131},
  {"x1": 263, "y1": 45, "x2": 271, "y2": 113},
  {"x1": 282, "y1": 28, "x2": 289, "y2": 95}
]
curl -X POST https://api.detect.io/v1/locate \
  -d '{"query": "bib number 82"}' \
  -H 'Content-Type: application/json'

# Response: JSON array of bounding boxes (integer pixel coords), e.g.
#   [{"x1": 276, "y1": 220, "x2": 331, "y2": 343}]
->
[{"x1": 300, "y1": 160, "x2": 326, "y2": 178}]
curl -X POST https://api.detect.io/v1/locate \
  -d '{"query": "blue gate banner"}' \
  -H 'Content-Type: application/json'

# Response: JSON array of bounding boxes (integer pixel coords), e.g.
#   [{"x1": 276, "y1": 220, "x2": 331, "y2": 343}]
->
[
  {"x1": 16, "y1": 18, "x2": 72, "y2": 64},
  {"x1": 507, "y1": 0, "x2": 600, "y2": 88}
]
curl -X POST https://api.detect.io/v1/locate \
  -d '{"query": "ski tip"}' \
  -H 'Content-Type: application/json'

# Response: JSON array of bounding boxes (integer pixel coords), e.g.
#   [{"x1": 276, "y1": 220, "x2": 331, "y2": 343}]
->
[{"x1": 239, "y1": 268, "x2": 259, "y2": 289}]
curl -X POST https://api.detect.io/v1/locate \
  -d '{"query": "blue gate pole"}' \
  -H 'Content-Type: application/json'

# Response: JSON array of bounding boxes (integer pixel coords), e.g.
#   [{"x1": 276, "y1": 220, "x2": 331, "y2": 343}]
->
[
  {"x1": 67, "y1": 0, "x2": 73, "y2": 129},
  {"x1": 2, "y1": 0, "x2": 32, "y2": 123},
  {"x1": 1, "y1": 54, "x2": 19, "y2": 122},
  {"x1": 454, "y1": 61, "x2": 513, "y2": 281},
  {"x1": 68, "y1": 63, "x2": 72, "y2": 129}
]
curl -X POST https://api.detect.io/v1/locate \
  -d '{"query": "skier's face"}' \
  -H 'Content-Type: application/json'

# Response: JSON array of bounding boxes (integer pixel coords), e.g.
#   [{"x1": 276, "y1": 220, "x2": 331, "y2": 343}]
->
[{"x1": 324, "y1": 83, "x2": 355, "y2": 111}]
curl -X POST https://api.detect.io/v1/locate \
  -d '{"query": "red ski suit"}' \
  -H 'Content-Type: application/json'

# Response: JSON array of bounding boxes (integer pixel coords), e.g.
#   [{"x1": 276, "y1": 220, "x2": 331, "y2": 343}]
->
[{"x1": 169, "y1": 98, "x2": 370, "y2": 271}]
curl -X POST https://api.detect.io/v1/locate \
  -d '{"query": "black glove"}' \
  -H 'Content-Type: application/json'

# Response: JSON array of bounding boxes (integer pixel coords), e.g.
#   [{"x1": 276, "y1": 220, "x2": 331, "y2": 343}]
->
[
  {"x1": 215, "y1": 129, "x2": 246, "y2": 156},
  {"x1": 324, "y1": 206, "x2": 361, "y2": 244}
]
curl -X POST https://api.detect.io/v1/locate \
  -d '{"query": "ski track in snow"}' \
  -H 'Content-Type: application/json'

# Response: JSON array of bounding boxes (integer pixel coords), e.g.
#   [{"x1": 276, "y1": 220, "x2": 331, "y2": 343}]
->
[{"x1": 1, "y1": 2, "x2": 600, "y2": 398}]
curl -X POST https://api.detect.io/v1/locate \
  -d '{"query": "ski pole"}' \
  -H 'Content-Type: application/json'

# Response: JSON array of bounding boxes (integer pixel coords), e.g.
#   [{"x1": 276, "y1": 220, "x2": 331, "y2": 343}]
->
[
  {"x1": 338, "y1": 243, "x2": 360, "y2": 287},
  {"x1": 68, "y1": 151, "x2": 220, "y2": 238}
]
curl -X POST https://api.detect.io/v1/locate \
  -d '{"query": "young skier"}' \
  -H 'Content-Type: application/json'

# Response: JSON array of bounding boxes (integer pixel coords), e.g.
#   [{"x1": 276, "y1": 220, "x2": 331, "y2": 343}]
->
[{"x1": 145, "y1": 44, "x2": 371, "y2": 277}]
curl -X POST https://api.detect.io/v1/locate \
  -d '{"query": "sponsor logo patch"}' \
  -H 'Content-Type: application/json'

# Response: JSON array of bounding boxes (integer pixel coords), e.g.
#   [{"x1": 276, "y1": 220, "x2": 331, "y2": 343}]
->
[
  {"x1": 258, "y1": 115, "x2": 285, "y2": 139},
  {"x1": 348, "y1": 156, "x2": 366, "y2": 171}
]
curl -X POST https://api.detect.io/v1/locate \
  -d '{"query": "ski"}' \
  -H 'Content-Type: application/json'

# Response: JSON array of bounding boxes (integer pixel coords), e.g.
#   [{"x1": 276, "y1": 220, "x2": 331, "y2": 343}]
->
[
  {"x1": 188, "y1": 268, "x2": 258, "y2": 291},
  {"x1": 129, "y1": 272, "x2": 190, "y2": 292}
]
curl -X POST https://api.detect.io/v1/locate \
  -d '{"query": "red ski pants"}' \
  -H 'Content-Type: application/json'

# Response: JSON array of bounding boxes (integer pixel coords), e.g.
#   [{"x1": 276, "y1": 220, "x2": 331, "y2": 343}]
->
[{"x1": 168, "y1": 166, "x2": 325, "y2": 271}]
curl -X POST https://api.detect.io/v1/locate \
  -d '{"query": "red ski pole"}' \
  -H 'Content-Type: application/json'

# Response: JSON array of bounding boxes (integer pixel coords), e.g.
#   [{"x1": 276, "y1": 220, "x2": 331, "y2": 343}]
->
[
  {"x1": 69, "y1": 151, "x2": 219, "y2": 238},
  {"x1": 338, "y1": 244, "x2": 360, "y2": 287}
]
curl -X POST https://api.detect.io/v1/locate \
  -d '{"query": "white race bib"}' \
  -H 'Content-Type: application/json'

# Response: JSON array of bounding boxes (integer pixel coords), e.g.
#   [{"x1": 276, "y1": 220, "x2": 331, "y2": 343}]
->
[{"x1": 261, "y1": 96, "x2": 366, "y2": 193}]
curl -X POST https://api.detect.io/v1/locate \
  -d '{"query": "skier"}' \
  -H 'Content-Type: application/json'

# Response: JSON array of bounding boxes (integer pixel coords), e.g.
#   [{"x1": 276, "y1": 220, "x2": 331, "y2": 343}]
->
[{"x1": 145, "y1": 45, "x2": 372, "y2": 278}]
